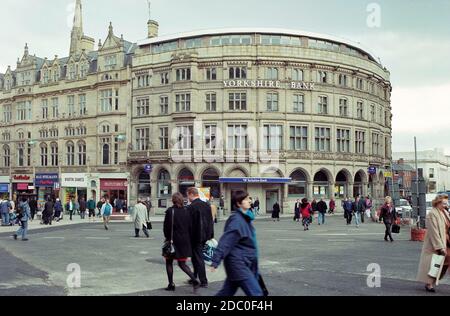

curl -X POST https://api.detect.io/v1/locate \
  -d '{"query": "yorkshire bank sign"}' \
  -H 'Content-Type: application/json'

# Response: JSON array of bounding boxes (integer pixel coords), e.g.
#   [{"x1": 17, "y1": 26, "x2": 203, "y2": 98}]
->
[{"x1": 223, "y1": 80, "x2": 315, "y2": 90}]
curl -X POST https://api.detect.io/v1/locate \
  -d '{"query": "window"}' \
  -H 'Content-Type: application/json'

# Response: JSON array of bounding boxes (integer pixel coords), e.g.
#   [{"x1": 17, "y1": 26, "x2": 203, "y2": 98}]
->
[
  {"x1": 101, "y1": 138, "x2": 110, "y2": 165},
  {"x1": 266, "y1": 68, "x2": 278, "y2": 80},
  {"x1": 40, "y1": 143, "x2": 48, "y2": 166},
  {"x1": 159, "y1": 127, "x2": 169, "y2": 150},
  {"x1": 176, "y1": 126, "x2": 194, "y2": 150},
  {"x1": 206, "y1": 93, "x2": 217, "y2": 111},
  {"x1": 50, "y1": 128, "x2": 59, "y2": 138},
  {"x1": 379, "y1": 106, "x2": 383, "y2": 124},
  {"x1": 263, "y1": 125, "x2": 283, "y2": 151},
  {"x1": 101, "y1": 124, "x2": 110, "y2": 134},
  {"x1": 160, "y1": 72, "x2": 169, "y2": 85},
  {"x1": 369, "y1": 82, "x2": 375, "y2": 93},
  {"x1": 339, "y1": 74, "x2": 348, "y2": 87},
  {"x1": 318, "y1": 96, "x2": 328, "y2": 114},
  {"x1": 175, "y1": 94, "x2": 191, "y2": 112},
  {"x1": 136, "y1": 128, "x2": 150, "y2": 151},
  {"x1": 66, "y1": 142, "x2": 75, "y2": 166},
  {"x1": 429, "y1": 168, "x2": 435, "y2": 179},
  {"x1": 290, "y1": 126, "x2": 308, "y2": 151},
  {"x1": 339, "y1": 98, "x2": 348, "y2": 117},
  {"x1": 357, "y1": 101, "x2": 364, "y2": 119},
  {"x1": 227, "y1": 124, "x2": 248, "y2": 150},
  {"x1": 176, "y1": 68, "x2": 191, "y2": 81},
  {"x1": 370, "y1": 104, "x2": 375, "y2": 121},
  {"x1": 39, "y1": 130, "x2": 48, "y2": 139},
  {"x1": 2, "y1": 132, "x2": 10, "y2": 141},
  {"x1": 136, "y1": 98, "x2": 150, "y2": 116},
  {"x1": 160, "y1": 96, "x2": 169, "y2": 114},
  {"x1": 206, "y1": 68, "x2": 217, "y2": 80},
  {"x1": 17, "y1": 143, "x2": 25, "y2": 167},
  {"x1": 357, "y1": 78, "x2": 364, "y2": 90},
  {"x1": 39, "y1": 99, "x2": 48, "y2": 120},
  {"x1": 372, "y1": 133, "x2": 380, "y2": 156},
  {"x1": 50, "y1": 143, "x2": 58, "y2": 166},
  {"x1": 100, "y1": 89, "x2": 117, "y2": 112},
  {"x1": 42, "y1": 69, "x2": 49, "y2": 84},
  {"x1": 336, "y1": 129, "x2": 350, "y2": 153},
  {"x1": 114, "y1": 124, "x2": 119, "y2": 133},
  {"x1": 105, "y1": 55, "x2": 117, "y2": 71},
  {"x1": 53, "y1": 68, "x2": 59, "y2": 82},
  {"x1": 267, "y1": 93, "x2": 279, "y2": 112},
  {"x1": 293, "y1": 69, "x2": 304, "y2": 81},
  {"x1": 52, "y1": 98, "x2": 59, "y2": 118},
  {"x1": 315, "y1": 127, "x2": 331, "y2": 152},
  {"x1": 137, "y1": 74, "x2": 151, "y2": 88},
  {"x1": 355, "y1": 131, "x2": 366, "y2": 154},
  {"x1": 3, "y1": 105, "x2": 12, "y2": 123},
  {"x1": 77, "y1": 141, "x2": 86, "y2": 166},
  {"x1": 229, "y1": 92, "x2": 247, "y2": 111},
  {"x1": 79, "y1": 94, "x2": 86, "y2": 115},
  {"x1": 204, "y1": 125, "x2": 217, "y2": 150},
  {"x1": 293, "y1": 94, "x2": 305, "y2": 113},
  {"x1": 3, "y1": 145, "x2": 10, "y2": 167},
  {"x1": 17, "y1": 101, "x2": 31, "y2": 121},
  {"x1": 229, "y1": 67, "x2": 247, "y2": 79},
  {"x1": 185, "y1": 38, "x2": 202, "y2": 48},
  {"x1": 67, "y1": 95, "x2": 76, "y2": 116},
  {"x1": 68, "y1": 64, "x2": 76, "y2": 80},
  {"x1": 80, "y1": 62, "x2": 88, "y2": 78},
  {"x1": 317, "y1": 71, "x2": 327, "y2": 83}
]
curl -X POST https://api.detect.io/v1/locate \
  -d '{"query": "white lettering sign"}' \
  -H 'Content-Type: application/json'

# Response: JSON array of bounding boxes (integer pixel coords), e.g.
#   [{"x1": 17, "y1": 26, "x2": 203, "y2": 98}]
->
[{"x1": 223, "y1": 80, "x2": 315, "y2": 90}]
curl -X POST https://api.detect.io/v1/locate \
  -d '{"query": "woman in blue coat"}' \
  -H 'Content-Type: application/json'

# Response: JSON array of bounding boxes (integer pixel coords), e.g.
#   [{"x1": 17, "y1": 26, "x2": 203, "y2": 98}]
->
[{"x1": 211, "y1": 190, "x2": 264, "y2": 296}]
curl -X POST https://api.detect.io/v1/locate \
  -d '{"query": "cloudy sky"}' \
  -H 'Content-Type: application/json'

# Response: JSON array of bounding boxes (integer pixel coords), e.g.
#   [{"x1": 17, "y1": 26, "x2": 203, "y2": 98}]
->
[{"x1": 1, "y1": 0, "x2": 448, "y2": 155}]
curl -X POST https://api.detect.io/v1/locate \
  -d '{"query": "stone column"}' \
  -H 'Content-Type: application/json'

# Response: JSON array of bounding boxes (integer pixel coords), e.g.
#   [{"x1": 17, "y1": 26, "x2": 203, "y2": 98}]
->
[
  {"x1": 307, "y1": 181, "x2": 314, "y2": 200},
  {"x1": 329, "y1": 181, "x2": 335, "y2": 200}
]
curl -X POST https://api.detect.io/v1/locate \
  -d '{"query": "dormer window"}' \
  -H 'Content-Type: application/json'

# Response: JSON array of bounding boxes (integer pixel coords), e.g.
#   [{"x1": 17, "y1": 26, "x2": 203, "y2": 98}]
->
[
  {"x1": 68, "y1": 64, "x2": 76, "y2": 80},
  {"x1": 105, "y1": 55, "x2": 117, "y2": 71},
  {"x1": 80, "y1": 62, "x2": 89, "y2": 78}
]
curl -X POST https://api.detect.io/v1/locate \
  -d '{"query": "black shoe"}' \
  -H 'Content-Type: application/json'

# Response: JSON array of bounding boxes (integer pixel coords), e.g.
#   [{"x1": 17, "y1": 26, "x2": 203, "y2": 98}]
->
[
  {"x1": 165, "y1": 284, "x2": 176, "y2": 291},
  {"x1": 13, "y1": 234, "x2": 17, "y2": 240},
  {"x1": 425, "y1": 285, "x2": 436, "y2": 293},
  {"x1": 186, "y1": 279, "x2": 194, "y2": 285},
  {"x1": 105, "y1": 226, "x2": 109, "y2": 230},
  {"x1": 200, "y1": 283, "x2": 208, "y2": 288},
  {"x1": 22, "y1": 238, "x2": 29, "y2": 241},
  {"x1": 192, "y1": 280, "x2": 200, "y2": 290},
  {"x1": 390, "y1": 239, "x2": 394, "y2": 242},
  {"x1": 135, "y1": 235, "x2": 139, "y2": 238}
]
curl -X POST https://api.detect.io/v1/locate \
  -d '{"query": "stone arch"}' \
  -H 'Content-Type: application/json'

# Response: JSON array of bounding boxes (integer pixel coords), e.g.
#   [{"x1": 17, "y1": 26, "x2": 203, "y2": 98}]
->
[
  {"x1": 225, "y1": 165, "x2": 249, "y2": 178},
  {"x1": 335, "y1": 169, "x2": 352, "y2": 199}
]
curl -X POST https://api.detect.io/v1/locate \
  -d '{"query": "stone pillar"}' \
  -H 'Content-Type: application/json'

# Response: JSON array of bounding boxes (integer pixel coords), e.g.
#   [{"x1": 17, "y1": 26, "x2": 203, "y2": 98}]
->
[
  {"x1": 329, "y1": 181, "x2": 335, "y2": 200},
  {"x1": 283, "y1": 183, "x2": 289, "y2": 214},
  {"x1": 307, "y1": 181, "x2": 314, "y2": 200},
  {"x1": 362, "y1": 182, "x2": 369, "y2": 197}
]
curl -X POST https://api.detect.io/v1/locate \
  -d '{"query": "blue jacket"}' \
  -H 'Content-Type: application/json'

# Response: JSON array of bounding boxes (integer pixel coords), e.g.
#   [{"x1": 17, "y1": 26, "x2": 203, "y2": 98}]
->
[
  {"x1": 0, "y1": 200, "x2": 11, "y2": 214},
  {"x1": 212, "y1": 210, "x2": 259, "y2": 281},
  {"x1": 19, "y1": 201, "x2": 31, "y2": 222}
]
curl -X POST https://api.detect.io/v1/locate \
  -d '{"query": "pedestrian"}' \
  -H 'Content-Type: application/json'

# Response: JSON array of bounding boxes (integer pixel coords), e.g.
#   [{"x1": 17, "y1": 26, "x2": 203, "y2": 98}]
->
[
  {"x1": 115, "y1": 196, "x2": 124, "y2": 214},
  {"x1": 79, "y1": 197, "x2": 87, "y2": 219},
  {"x1": 145, "y1": 197, "x2": 152, "y2": 218},
  {"x1": 358, "y1": 195, "x2": 366, "y2": 223},
  {"x1": 66, "y1": 197, "x2": 75, "y2": 221},
  {"x1": 219, "y1": 194, "x2": 225, "y2": 216},
  {"x1": 311, "y1": 199, "x2": 317, "y2": 225},
  {"x1": 329, "y1": 198, "x2": 336, "y2": 215},
  {"x1": 353, "y1": 196, "x2": 363, "y2": 228},
  {"x1": 294, "y1": 199, "x2": 301, "y2": 222},
  {"x1": 210, "y1": 197, "x2": 218, "y2": 224},
  {"x1": 300, "y1": 198, "x2": 312, "y2": 231},
  {"x1": 54, "y1": 198, "x2": 63, "y2": 222},
  {"x1": 0, "y1": 195, "x2": 11, "y2": 226},
  {"x1": 343, "y1": 197, "x2": 353, "y2": 225},
  {"x1": 87, "y1": 197, "x2": 96, "y2": 222},
  {"x1": 43, "y1": 197, "x2": 54, "y2": 225},
  {"x1": 379, "y1": 196, "x2": 397, "y2": 242},
  {"x1": 13, "y1": 197, "x2": 31, "y2": 241},
  {"x1": 96, "y1": 198, "x2": 105, "y2": 218},
  {"x1": 317, "y1": 198, "x2": 328, "y2": 225},
  {"x1": 365, "y1": 196, "x2": 373, "y2": 220},
  {"x1": 163, "y1": 193, "x2": 200, "y2": 291},
  {"x1": 253, "y1": 197, "x2": 260, "y2": 216},
  {"x1": 100, "y1": 196, "x2": 113, "y2": 230},
  {"x1": 133, "y1": 198, "x2": 150, "y2": 238},
  {"x1": 210, "y1": 190, "x2": 264, "y2": 296},
  {"x1": 187, "y1": 187, "x2": 214, "y2": 288},
  {"x1": 417, "y1": 194, "x2": 450, "y2": 293},
  {"x1": 272, "y1": 201, "x2": 281, "y2": 222},
  {"x1": 29, "y1": 197, "x2": 38, "y2": 221}
]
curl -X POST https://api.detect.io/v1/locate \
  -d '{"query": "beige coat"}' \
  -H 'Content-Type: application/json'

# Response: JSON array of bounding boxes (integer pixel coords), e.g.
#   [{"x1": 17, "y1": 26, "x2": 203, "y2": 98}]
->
[
  {"x1": 133, "y1": 203, "x2": 149, "y2": 229},
  {"x1": 211, "y1": 204, "x2": 218, "y2": 222},
  {"x1": 417, "y1": 208, "x2": 450, "y2": 284}
]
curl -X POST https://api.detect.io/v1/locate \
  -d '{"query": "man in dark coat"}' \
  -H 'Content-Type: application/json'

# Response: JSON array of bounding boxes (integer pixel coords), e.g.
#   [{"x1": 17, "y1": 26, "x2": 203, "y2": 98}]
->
[
  {"x1": 43, "y1": 198, "x2": 54, "y2": 225},
  {"x1": 317, "y1": 198, "x2": 328, "y2": 225},
  {"x1": 79, "y1": 197, "x2": 87, "y2": 219},
  {"x1": 187, "y1": 187, "x2": 214, "y2": 288},
  {"x1": 294, "y1": 199, "x2": 301, "y2": 222},
  {"x1": 29, "y1": 198, "x2": 38, "y2": 221},
  {"x1": 272, "y1": 202, "x2": 281, "y2": 221}
]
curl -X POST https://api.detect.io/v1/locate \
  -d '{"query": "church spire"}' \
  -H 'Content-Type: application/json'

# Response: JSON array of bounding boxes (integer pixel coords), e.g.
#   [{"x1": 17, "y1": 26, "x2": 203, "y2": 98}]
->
[{"x1": 70, "y1": 0, "x2": 84, "y2": 54}]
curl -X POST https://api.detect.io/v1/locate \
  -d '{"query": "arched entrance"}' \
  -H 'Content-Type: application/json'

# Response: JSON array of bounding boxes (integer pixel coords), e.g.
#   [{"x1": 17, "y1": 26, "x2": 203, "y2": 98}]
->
[
  {"x1": 157, "y1": 169, "x2": 171, "y2": 209},
  {"x1": 178, "y1": 168, "x2": 195, "y2": 197},
  {"x1": 138, "y1": 170, "x2": 151, "y2": 199},
  {"x1": 354, "y1": 171, "x2": 364, "y2": 198},
  {"x1": 335, "y1": 170, "x2": 349, "y2": 199},
  {"x1": 313, "y1": 170, "x2": 330, "y2": 199},
  {"x1": 201, "y1": 168, "x2": 220, "y2": 199},
  {"x1": 288, "y1": 170, "x2": 308, "y2": 198}
]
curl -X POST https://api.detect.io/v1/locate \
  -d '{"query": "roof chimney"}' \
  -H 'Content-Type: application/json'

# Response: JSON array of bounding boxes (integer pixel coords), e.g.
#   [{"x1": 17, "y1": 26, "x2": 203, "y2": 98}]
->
[{"x1": 147, "y1": 20, "x2": 159, "y2": 39}]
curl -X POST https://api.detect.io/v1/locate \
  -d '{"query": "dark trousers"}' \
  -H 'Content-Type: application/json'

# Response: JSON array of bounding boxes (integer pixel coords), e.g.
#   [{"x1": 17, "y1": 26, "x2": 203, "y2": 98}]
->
[
  {"x1": 30, "y1": 209, "x2": 36, "y2": 220},
  {"x1": 135, "y1": 226, "x2": 149, "y2": 237},
  {"x1": 384, "y1": 222, "x2": 393, "y2": 241},
  {"x1": 346, "y1": 213, "x2": 352, "y2": 225},
  {"x1": 217, "y1": 277, "x2": 264, "y2": 297},
  {"x1": 360, "y1": 212, "x2": 365, "y2": 223},
  {"x1": 69, "y1": 210, "x2": 74, "y2": 220},
  {"x1": 192, "y1": 243, "x2": 208, "y2": 285}
]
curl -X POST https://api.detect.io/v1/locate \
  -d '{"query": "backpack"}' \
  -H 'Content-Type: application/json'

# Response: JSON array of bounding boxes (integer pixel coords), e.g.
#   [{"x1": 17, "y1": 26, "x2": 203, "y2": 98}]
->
[{"x1": 104, "y1": 203, "x2": 112, "y2": 215}]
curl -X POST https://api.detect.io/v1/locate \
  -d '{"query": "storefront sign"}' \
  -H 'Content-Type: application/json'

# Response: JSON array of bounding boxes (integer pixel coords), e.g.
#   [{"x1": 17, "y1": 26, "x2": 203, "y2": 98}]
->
[
  {"x1": 144, "y1": 164, "x2": 153, "y2": 173},
  {"x1": 13, "y1": 175, "x2": 32, "y2": 182},
  {"x1": 368, "y1": 167, "x2": 377, "y2": 175},
  {"x1": 219, "y1": 177, "x2": 292, "y2": 184},
  {"x1": 35, "y1": 173, "x2": 59, "y2": 188},
  {"x1": 61, "y1": 173, "x2": 88, "y2": 188},
  {"x1": 223, "y1": 80, "x2": 315, "y2": 90},
  {"x1": 17, "y1": 183, "x2": 30, "y2": 191},
  {"x1": 100, "y1": 179, "x2": 128, "y2": 190},
  {"x1": 0, "y1": 184, "x2": 9, "y2": 193},
  {"x1": 0, "y1": 176, "x2": 10, "y2": 183}
]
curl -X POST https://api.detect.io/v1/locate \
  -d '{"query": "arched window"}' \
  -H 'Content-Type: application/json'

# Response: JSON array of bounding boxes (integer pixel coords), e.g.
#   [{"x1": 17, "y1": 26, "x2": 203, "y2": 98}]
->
[
  {"x1": 178, "y1": 168, "x2": 194, "y2": 197},
  {"x1": 50, "y1": 142, "x2": 58, "y2": 166},
  {"x1": 3, "y1": 145, "x2": 10, "y2": 167},
  {"x1": 335, "y1": 171, "x2": 348, "y2": 199},
  {"x1": 102, "y1": 144, "x2": 110, "y2": 165},
  {"x1": 77, "y1": 141, "x2": 86, "y2": 166},
  {"x1": 17, "y1": 143, "x2": 25, "y2": 167},
  {"x1": 313, "y1": 170, "x2": 330, "y2": 198},
  {"x1": 157, "y1": 169, "x2": 172, "y2": 199},
  {"x1": 201, "y1": 168, "x2": 220, "y2": 198},
  {"x1": 40, "y1": 143, "x2": 48, "y2": 166},
  {"x1": 288, "y1": 170, "x2": 307, "y2": 197},
  {"x1": 66, "y1": 141, "x2": 75, "y2": 166},
  {"x1": 138, "y1": 171, "x2": 152, "y2": 199}
]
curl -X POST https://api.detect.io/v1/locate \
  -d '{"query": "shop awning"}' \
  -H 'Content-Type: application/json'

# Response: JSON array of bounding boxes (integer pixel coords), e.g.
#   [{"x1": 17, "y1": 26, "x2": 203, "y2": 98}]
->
[{"x1": 219, "y1": 177, "x2": 292, "y2": 184}]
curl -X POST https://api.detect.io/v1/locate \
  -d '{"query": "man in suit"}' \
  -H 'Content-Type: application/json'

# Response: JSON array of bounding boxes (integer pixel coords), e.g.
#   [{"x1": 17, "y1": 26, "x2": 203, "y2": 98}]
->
[{"x1": 187, "y1": 187, "x2": 214, "y2": 288}]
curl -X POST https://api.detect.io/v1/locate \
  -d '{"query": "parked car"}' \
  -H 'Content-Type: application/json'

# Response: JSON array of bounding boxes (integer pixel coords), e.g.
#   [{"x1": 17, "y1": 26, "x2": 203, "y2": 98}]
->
[{"x1": 395, "y1": 199, "x2": 413, "y2": 218}]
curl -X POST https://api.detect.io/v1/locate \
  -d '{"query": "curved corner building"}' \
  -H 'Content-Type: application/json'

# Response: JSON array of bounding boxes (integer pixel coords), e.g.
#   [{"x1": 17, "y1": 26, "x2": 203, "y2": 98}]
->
[{"x1": 129, "y1": 26, "x2": 392, "y2": 214}]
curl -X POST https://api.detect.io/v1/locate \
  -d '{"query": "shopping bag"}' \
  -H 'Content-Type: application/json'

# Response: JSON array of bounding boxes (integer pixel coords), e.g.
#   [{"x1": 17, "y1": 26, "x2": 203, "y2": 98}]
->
[
  {"x1": 428, "y1": 254, "x2": 446, "y2": 284},
  {"x1": 203, "y1": 239, "x2": 218, "y2": 266},
  {"x1": 391, "y1": 224, "x2": 401, "y2": 234}
]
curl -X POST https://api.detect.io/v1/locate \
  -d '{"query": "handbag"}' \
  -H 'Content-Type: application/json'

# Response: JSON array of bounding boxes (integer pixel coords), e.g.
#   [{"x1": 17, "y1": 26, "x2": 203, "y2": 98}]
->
[
  {"x1": 258, "y1": 275, "x2": 269, "y2": 297},
  {"x1": 428, "y1": 254, "x2": 446, "y2": 284},
  {"x1": 391, "y1": 224, "x2": 401, "y2": 234},
  {"x1": 146, "y1": 221, "x2": 153, "y2": 230},
  {"x1": 162, "y1": 208, "x2": 176, "y2": 257}
]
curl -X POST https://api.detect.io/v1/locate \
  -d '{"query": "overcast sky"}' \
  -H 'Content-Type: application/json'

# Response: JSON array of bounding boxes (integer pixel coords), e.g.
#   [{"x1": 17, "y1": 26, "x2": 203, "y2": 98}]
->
[{"x1": 1, "y1": 0, "x2": 449, "y2": 155}]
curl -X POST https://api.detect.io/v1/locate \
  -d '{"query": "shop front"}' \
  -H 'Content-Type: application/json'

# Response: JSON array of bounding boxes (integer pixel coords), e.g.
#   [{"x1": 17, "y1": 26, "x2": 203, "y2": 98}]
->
[
  {"x1": 12, "y1": 174, "x2": 35, "y2": 200},
  {"x1": 100, "y1": 178, "x2": 128, "y2": 211},
  {"x1": 35, "y1": 173, "x2": 59, "y2": 203},
  {"x1": 61, "y1": 173, "x2": 88, "y2": 204},
  {"x1": 0, "y1": 176, "x2": 10, "y2": 199}
]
